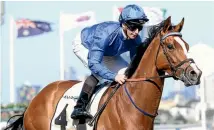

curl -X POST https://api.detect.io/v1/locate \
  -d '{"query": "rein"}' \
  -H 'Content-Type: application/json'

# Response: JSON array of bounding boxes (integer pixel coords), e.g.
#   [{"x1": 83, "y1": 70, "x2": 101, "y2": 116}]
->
[
  {"x1": 122, "y1": 32, "x2": 183, "y2": 118},
  {"x1": 126, "y1": 74, "x2": 173, "y2": 82},
  {"x1": 88, "y1": 74, "x2": 173, "y2": 126},
  {"x1": 124, "y1": 74, "x2": 173, "y2": 118},
  {"x1": 89, "y1": 31, "x2": 194, "y2": 126},
  {"x1": 123, "y1": 31, "x2": 196, "y2": 118}
]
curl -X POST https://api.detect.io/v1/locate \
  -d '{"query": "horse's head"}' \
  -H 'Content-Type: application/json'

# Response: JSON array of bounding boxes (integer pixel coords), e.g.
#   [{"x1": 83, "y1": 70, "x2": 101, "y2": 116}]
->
[{"x1": 155, "y1": 16, "x2": 202, "y2": 86}]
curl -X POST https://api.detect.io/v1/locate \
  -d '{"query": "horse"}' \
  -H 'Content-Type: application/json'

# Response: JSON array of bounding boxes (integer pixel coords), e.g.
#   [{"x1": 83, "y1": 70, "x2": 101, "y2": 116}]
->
[{"x1": 5, "y1": 16, "x2": 202, "y2": 130}]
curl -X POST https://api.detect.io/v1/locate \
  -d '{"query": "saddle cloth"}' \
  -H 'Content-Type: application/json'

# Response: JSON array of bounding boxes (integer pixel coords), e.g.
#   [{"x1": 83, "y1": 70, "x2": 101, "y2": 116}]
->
[
  {"x1": 50, "y1": 81, "x2": 110, "y2": 130},
  {"x1": 50, "y1": 68, "x2": 126, "y2": 130}
]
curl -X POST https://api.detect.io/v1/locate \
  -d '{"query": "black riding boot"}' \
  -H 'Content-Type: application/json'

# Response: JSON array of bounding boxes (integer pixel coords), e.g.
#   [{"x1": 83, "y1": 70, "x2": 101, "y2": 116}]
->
[{"x1": 71, "y1": 75, "x2": 99, "y2": 120}]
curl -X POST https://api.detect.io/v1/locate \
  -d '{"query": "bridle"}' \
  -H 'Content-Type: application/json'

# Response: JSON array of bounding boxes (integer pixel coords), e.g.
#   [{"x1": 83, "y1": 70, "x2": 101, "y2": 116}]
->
[
  {"x1": 124, "y1": 31, "x2": 195, "y2": 118},
  {"x1": 157, "y1": 31, "x2": 195, "y2": 80},
  {"x1": 127, "y1": 31, "x2": 195, "y2": 82}
]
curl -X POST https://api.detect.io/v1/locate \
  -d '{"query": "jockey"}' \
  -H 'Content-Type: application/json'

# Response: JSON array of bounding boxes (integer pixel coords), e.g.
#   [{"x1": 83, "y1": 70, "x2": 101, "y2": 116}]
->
[{"x1": 71, "y1": 4, "x2": 149, "y2": 120}]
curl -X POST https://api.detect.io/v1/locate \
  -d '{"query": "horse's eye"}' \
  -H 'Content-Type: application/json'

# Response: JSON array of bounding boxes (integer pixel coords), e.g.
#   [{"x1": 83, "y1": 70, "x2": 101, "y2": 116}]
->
[{"x1": 167, "y1": 44, "x2": 174, "y2": 50}]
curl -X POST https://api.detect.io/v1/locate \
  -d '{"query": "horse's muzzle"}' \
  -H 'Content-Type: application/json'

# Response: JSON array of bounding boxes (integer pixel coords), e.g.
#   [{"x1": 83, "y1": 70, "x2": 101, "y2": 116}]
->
[{"x1": 181, "y1": 63, "x2": 202, "y2": 87}]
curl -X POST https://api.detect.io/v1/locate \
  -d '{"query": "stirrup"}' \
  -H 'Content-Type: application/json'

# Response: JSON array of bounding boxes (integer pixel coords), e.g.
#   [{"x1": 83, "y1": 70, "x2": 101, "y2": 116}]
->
[{"x1": 71, "y1": 111, "x2": 93, "y2": 120}]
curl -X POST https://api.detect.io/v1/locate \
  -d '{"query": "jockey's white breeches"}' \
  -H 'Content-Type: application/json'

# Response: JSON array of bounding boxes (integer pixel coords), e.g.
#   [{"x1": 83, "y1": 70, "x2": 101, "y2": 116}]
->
[{"x1": 72, "y1": 33, "x2": 129, "y2": 81}]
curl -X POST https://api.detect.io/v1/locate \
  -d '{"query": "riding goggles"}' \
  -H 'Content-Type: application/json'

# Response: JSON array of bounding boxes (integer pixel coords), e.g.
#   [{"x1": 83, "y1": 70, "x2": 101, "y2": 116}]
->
[{"x1": 125, "y1": 19, "x2": 146, "y2": 31}]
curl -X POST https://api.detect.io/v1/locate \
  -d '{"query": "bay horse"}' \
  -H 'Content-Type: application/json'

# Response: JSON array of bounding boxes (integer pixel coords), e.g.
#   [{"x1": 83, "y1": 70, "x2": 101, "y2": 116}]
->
[{"x1": 5, "y1": 16, "x2": 202, "y2": 130}]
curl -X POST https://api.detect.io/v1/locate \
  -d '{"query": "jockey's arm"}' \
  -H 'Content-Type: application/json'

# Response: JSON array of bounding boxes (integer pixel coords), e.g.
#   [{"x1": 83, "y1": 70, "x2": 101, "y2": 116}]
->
[{"x1": 88, "y1": 34, "x2": 117, "y2": 81}]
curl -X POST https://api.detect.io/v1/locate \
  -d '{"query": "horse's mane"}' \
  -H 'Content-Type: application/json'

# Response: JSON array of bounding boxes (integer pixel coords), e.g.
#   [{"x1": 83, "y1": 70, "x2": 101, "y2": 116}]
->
[{"x1": 125, "y1": 20, "x2": 165, "y2": 78}]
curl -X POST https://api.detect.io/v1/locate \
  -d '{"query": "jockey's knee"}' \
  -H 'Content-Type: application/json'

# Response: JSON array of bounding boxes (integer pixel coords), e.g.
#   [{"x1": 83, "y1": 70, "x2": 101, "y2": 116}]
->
[
  {"x1": 83, "y1": 74, "x2": 99, "y2": 94},
  {"x1": 86, "y1": 74, "x2": 99, "y2": 87}
]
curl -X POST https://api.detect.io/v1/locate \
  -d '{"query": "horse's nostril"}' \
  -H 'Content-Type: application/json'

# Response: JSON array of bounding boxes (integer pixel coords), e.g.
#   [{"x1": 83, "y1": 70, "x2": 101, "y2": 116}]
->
[
  {"x1": 190, "y1": 70, "x2": 196, "y2": 75},
  {"x1": 189, "y1": 70, "x2": 198, "y2": 80}
]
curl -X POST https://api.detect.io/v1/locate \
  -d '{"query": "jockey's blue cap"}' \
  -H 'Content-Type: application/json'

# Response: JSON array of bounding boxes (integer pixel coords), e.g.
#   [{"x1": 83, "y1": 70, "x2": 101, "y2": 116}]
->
[{"x1": 119, "y1": 4, "x2": 149, "y2": 26}]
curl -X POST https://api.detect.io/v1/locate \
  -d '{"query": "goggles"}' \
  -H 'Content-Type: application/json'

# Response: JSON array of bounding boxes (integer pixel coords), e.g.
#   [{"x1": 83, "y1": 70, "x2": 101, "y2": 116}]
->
[
  {"x1": 125, "y1": 22, "x2": 143, "y2": 31},
  {"x1": 125, "y1": 19, "x2": 146, "y2": 31}
]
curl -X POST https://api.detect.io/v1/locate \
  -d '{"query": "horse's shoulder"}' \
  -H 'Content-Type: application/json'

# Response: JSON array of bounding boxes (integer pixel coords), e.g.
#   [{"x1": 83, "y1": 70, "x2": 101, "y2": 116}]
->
[
  {"x1": 60, "y1": 80, "x2": 81, "y2": 86},
  {"x1": 38, "y1": 80, "x2": 81, "y2": 98},
  {"x1": 98, "y1": 82, "x2": 118, "y2": 104},
  {"x1": 48, "y1": 80, "x2": 81, "y2": 88}
]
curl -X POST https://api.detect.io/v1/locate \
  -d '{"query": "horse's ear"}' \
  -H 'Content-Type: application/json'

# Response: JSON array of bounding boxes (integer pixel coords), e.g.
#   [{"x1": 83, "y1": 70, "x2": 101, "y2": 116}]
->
[
  {"x1": 174, "y1": 17, "x2": 184, "y2": 32},
  {"x1": 162, "y1": 16, "x2": 171, "y2": 33}
]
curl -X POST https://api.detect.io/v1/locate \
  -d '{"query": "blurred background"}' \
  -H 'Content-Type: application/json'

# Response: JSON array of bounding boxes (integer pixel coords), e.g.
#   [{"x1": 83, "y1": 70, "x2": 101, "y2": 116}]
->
[{"x1": 1, "y1": 1, "x2": 214, "y2": 130}]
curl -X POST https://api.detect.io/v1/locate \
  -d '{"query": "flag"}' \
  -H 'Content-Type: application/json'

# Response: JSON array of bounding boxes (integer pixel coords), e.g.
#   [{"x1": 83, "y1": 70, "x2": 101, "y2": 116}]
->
[
  {"x1": 143, "y1": 7, "x2": 167, "y2": 26},
  {"x1": 113, "y1": 6, "x2": 167, "y2": 26},
  {"x1": 16, "y1": 19, "x2": 52, "y2": 37},
  {"x1": 113, "y1": 6, "x2": 123, "y2": 22},
  {"x1": 59, "y1": 11, "x2": 96, "y2": 32},
  {"x1": 8, "y1": 17, "x2": 52, "y2": 103},
  {"x1": 58, "y1": 11, "x2": 96, "y2": 80}
]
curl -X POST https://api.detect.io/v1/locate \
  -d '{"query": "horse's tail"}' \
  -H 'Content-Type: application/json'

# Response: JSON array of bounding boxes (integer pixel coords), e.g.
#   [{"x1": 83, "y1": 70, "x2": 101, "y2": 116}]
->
[{"x1": 4, "y1": 112, "x2": 25, "y2": 130}]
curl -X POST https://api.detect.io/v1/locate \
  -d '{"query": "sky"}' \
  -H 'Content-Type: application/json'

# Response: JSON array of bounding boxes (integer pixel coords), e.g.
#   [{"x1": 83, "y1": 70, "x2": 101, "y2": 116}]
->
[{"x1": 1, "y1": 1, "x2": 214, "y2": 104}]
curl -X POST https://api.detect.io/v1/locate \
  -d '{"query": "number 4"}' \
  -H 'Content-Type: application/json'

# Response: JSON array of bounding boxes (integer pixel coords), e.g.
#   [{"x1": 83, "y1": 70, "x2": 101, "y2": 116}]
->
[{"x1": 54, "y1": 104, "x2": 68, "y2": 130}]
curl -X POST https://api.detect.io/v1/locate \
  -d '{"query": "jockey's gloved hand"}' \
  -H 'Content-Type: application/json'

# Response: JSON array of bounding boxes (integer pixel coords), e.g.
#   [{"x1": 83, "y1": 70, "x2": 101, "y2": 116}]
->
[{"x1": 115, "y1": 74, "x2": 127, "y2": 85}]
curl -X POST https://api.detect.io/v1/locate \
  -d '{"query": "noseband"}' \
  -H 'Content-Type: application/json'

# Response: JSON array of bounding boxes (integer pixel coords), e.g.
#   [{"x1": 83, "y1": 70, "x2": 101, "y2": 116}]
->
[
  {"x1": 159, "y1": 32, "x2": 195, "y2": 80},
  {"x1": 124, "y1": 31, "x2": 195, "y2": 118},
  {"x1": 126, "y1": 31, "x2": 195, "y2": 81}
]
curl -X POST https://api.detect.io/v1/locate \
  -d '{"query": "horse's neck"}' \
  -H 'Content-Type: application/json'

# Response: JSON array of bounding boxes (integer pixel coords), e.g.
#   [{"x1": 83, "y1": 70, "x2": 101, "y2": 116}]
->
[
  {"x1": 126, "y1": 36, "x2": 165, "y2": 122},
  {"x1": 99, "y1": 38, "x2": 165, "y2": 129},
  {"x1": 131, "y1": 37, "x2": 162, "y2": 82}
]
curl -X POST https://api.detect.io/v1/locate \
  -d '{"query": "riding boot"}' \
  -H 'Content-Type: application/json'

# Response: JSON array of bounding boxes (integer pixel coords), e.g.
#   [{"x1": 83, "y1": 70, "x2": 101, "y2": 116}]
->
[{"x1": 71, "y1": 75, "x2": 99, "y2": 120}]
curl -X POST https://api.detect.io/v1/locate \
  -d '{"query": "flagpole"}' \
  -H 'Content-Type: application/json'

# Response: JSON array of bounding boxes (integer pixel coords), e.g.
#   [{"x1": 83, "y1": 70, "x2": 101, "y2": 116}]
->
[
  {"x1": 0, "y1": 2, "x2": 3, "y2": 121},
  {"x1": 113, "y1": 5, "x2": 117, "y2": 21},
  {"x1": 59, "y1": 12, "x2": 64, "y2": 80},
  {"x1": 200, "y1": 76, "x2": 207, "y2": 130},
  {"x1": 9, "y1": 16, "x2": 15, "y2": 103}
]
